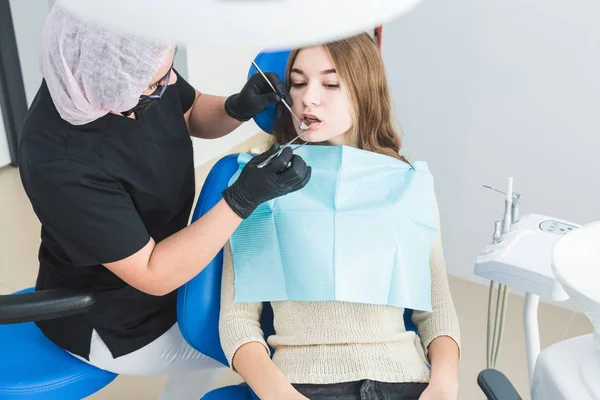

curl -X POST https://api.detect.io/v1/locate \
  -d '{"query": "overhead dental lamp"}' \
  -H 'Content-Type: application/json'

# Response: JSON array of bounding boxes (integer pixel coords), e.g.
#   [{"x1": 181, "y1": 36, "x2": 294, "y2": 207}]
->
[{"x1": 58, "y1": 0, "x2": 423, "y2": 49}]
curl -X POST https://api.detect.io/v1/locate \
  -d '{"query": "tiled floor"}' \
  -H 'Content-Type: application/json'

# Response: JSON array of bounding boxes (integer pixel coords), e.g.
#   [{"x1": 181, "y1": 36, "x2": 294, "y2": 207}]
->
[{"x1": 0, "y1": 140, "x2": 593, "y2": 399}]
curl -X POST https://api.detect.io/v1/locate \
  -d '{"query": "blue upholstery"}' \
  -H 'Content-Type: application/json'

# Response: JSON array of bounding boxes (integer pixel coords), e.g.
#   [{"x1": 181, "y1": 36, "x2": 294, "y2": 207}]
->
[
  {"x1": 177, "y1": 154, "x2": 261, "y2": 399},
  {"x1": 405, "y1": 309, "x2": 416, "y2": 333},
  {"x1": 177, "y1": 154, "x2": 278, "y2": 370},
  {"x1": 248, "y1": 49, "x2": 292, "y2": 133},
  {"x1": 0, "y1": 288, "x2": 117, "y2": 399},
  {"x1": 201, "y1": 384, "x2": 255, "y2": 400},
  {"x1": 177, "y1": 154, "x2": 240, "y2": 366}
]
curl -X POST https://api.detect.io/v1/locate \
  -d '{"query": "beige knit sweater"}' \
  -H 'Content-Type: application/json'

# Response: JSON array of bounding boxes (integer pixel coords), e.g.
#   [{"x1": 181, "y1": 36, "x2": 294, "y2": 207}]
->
[{"x1": 219, "y1": 200, "x2": 461, "y2": 385}]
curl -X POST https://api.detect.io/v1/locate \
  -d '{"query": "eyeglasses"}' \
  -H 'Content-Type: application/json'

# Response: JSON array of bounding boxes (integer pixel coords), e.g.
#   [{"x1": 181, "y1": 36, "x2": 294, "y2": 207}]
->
[
  {"x1": 140, "y1": 46, "x2": 178, "y2": 102},
  {"x1": 121, "y1": 46, "x2": 178, "y2": 117}
]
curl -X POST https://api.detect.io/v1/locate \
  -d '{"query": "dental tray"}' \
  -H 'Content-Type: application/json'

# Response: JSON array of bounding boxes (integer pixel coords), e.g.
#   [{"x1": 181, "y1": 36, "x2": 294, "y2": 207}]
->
[{"x1": 474, "y1": 213, "x2": 580, "y2": 301}]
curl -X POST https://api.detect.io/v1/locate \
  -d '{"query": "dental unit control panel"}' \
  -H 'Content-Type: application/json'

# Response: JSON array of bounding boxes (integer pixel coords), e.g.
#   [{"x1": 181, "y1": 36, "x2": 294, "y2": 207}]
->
[
  {"x1": 474, "y1": 182, "x2": 580, "y2": 302},
  {"x1": 475, "y1": 214, "x2": 580, "y2": 301}
]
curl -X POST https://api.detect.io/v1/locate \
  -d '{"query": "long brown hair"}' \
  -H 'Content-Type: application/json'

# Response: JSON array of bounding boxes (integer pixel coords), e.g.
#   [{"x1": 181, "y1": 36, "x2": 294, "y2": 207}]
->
[{"x1": 273, "y1": 32, "x2": 410, "y2": 164}]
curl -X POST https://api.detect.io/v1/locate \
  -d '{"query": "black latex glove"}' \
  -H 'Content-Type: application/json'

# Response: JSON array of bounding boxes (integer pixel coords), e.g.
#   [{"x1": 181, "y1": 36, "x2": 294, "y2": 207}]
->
[
  {"x1": 224, "y1": 72, "x2": 293, "y2": 122},
  {"x1": 223, "y1": 143, "x2": 312, "y2": 219}
]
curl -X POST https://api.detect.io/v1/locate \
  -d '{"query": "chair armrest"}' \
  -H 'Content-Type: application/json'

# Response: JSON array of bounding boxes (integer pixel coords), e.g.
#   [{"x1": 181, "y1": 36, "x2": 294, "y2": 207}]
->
[
  {"x1": 477, "y1": 369, "x2": 522, "y2": 400},
  {"x1": 0, "y1": 288, "x2": 96, "y2": 324}
]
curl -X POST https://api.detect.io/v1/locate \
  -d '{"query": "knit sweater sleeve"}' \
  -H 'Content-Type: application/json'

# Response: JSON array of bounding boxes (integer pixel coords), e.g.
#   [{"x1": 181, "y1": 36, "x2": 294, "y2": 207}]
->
[
  {"x1": 218, "y1": 241, "x2": 270, "y2": 368},
  {"x1": 411, "y1": 198, "x2": 461, "y2": 361}
]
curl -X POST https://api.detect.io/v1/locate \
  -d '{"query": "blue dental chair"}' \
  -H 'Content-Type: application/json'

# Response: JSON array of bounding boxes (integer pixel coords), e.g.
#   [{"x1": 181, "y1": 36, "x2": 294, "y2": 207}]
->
[
  {"x1": 0, "y1": 289, "x2": 117, "y2": 398},
  {"x1": 176, "y1": 50, "x2": 418, "y2": 400}
]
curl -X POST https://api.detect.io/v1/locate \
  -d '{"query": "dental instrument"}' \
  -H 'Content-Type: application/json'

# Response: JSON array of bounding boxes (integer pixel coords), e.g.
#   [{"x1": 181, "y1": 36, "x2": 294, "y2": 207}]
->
[
  {"x1": 251, "y1": 61, "x2": 310, "y2": 132},
  {"x1": 483, "y1": 178, "x2": 515, "y2": 369},
  {"x1": 256, "y1": 133, "x2": 309, "y2": 169},
  {"x1": 250, "y1": 61, "x2": 311, "y2": 169},
  {"x1": 483, "y1": 184, "x2": 522, "y2": 225}
]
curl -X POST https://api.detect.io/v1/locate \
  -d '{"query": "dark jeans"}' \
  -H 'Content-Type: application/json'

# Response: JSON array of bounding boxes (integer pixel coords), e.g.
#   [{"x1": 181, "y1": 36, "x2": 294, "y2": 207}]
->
[{"x1": 293, "y1": 380, "x2": 428, "y2": 400}]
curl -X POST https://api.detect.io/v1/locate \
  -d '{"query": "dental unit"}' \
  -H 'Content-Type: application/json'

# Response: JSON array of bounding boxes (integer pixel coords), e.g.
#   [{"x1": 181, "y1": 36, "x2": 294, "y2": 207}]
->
[{"x1": 475, "y1": 177, "x2": 600, "y2": 399}]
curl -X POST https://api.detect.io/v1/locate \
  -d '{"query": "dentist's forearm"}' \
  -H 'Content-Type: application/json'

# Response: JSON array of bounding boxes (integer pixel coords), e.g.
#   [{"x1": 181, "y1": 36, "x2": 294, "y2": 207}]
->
[
  {"x1": 104, "y1": 199, "x2": 242, "y2": 296},
  {"x1": 189, "y1": 94, "x2": 242, "y2": 139}
]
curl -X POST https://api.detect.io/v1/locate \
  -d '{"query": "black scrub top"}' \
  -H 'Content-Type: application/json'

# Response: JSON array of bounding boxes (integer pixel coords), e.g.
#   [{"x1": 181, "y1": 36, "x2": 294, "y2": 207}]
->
[{"x1": 18, "y1": 70, "x2": 197, "y2": 360}]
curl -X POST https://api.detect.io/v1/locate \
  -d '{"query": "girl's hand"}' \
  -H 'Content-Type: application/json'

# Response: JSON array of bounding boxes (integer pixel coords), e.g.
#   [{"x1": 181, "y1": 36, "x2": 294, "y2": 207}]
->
[
  {"x1": 418, "y1": 379, "x2": 458, "y2": 400},
  {"x1": 265, "y1": 385, "x2": 310, "y2": 400}
]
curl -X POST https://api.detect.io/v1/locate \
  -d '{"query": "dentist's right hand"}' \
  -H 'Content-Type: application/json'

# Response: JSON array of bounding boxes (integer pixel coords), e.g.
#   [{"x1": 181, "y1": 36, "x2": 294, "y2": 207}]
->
[{"x1": 222, "y1": 143, "x2": 311, "y2": 219}]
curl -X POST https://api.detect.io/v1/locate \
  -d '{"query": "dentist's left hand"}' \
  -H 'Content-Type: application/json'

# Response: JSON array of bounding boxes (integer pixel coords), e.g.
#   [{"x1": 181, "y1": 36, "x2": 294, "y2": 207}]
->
[
  {"x1": 224, "y1": 72, "x2": 292, "y2": 122},
  {"x1": 222, "y1": 143, "x2": 311, "y2": 219}
]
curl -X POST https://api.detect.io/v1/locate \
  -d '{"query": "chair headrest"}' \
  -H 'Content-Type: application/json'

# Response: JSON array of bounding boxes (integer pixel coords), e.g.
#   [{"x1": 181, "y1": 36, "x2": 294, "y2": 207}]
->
[{"x1": 247, "y1": 50, "x2": 291, "y2": 134}]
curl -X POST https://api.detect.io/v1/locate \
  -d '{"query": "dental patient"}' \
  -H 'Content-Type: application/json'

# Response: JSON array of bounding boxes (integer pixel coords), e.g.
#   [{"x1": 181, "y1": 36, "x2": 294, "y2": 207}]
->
[{"x1": 219, "y1": 33, "x2": 460, "y2": 400}]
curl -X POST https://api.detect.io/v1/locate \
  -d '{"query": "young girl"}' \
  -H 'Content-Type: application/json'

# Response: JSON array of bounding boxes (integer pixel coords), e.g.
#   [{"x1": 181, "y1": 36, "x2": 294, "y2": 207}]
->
[{"x1": 219, "y1": 33, "x2": 460, "y2": 400}]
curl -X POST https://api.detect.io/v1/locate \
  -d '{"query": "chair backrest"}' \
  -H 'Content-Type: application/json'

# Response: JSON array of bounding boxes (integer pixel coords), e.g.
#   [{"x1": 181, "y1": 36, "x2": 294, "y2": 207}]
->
[
  {"x1": 177, "y1": 154, "x2": 276, "y2": 366},
  {"x1": 247, "y1": 49, "x2": 292, "y2": 134},
  {"x1": 177, "y1": 154, "x2": 239, "y2": 366}
]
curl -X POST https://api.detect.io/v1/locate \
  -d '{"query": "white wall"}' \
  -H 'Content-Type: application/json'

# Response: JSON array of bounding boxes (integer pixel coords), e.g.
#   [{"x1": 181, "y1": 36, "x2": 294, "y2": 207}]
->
[
  {"x1": 0, "y1": 106, "x2": 10, "y2": 167},
  {"x1": 185, "y1": 44, "x2": 266, "y2": 166},
  {"x1": 1, "y1": 0, "x2": 51, "y2": 167},
  {"x1": 9, "y1": 0, "x2": 52, "y2": 106},
  {"x1": 384, "y1": 0, "x2": 600, "y2": 284}
]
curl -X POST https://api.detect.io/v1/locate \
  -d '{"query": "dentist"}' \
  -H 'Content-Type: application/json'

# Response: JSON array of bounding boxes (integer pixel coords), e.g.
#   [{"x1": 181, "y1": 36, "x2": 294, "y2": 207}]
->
[{"x1": 17, "y1": 2, "x2": 310, "y2": 398}]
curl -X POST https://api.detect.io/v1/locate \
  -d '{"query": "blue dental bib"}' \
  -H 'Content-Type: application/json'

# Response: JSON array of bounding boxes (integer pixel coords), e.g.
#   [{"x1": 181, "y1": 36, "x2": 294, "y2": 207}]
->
[{"x1": 229, "y1": 145, "x2": 437, "y2": 312}]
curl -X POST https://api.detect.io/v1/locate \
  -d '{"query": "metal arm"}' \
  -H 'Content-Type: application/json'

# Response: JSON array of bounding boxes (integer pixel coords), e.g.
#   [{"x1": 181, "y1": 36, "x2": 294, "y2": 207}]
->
[
  {"x1": 0, "y1": 288, "x2": 96, "y2": 324},
  {"x1": 478, "y1": 369, "x2": 523, "y2": 400},
  {"x1": 523, "y1": 292, "x2": 541, "y2": 384}
]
